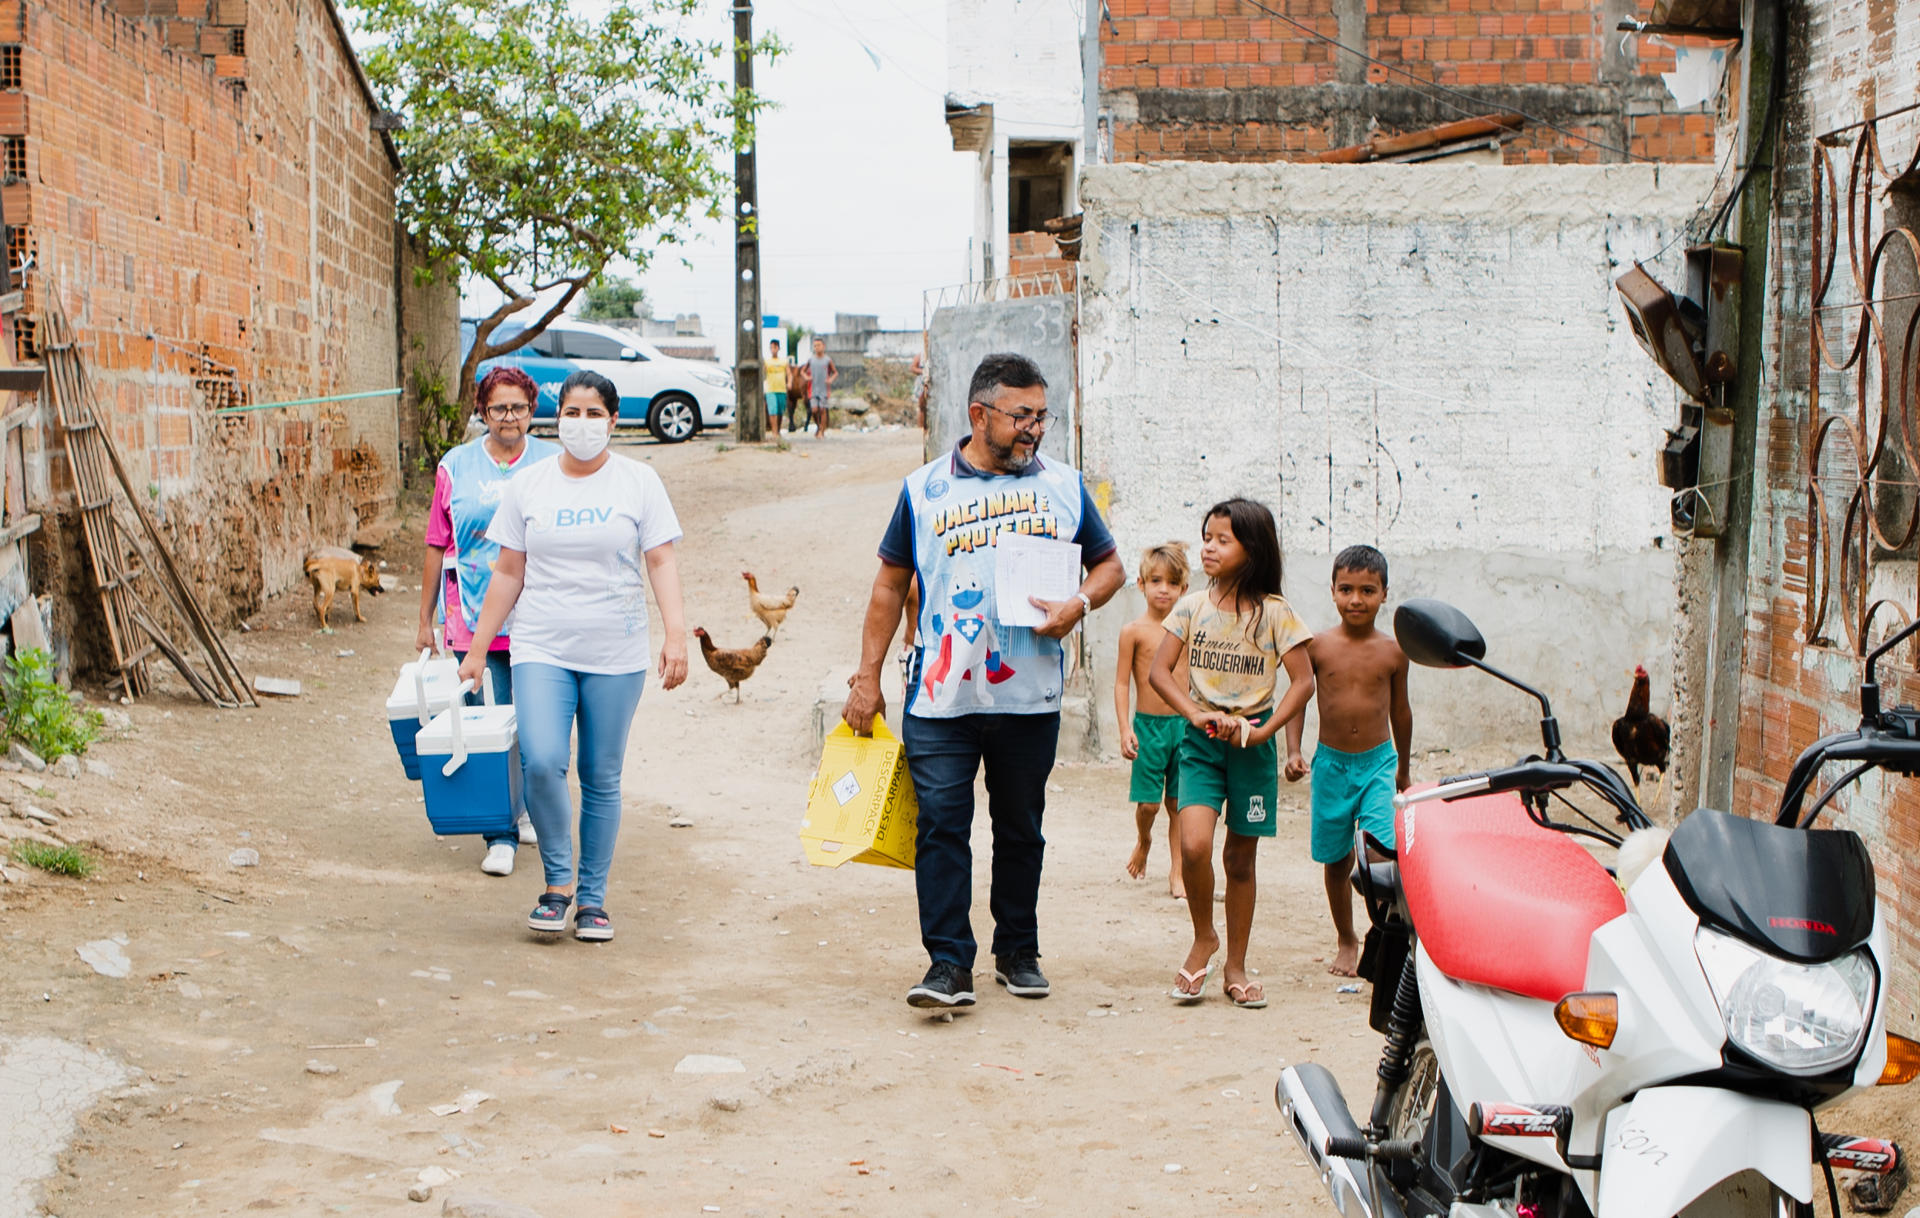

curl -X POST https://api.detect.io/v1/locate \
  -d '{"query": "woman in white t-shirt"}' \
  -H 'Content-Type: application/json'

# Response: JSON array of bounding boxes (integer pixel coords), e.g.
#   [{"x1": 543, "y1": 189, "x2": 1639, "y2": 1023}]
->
[{"x1": 458, "y1": 369, "x2": 689, "y2": 941}]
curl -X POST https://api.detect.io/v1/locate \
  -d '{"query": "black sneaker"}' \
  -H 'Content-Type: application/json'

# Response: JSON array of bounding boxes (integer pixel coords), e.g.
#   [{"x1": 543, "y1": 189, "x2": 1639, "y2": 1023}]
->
[
  {"x1": 993, "y1": 951, "x2": 1050, "y2": 998},
  {"x1": 906, "y1": 961, "x2": 976, "y2": 1009}
]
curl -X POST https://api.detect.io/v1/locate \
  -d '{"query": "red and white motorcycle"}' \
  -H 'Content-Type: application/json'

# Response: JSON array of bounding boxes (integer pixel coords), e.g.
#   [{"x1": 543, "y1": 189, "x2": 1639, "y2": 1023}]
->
[{"x1": 1277, "y1": 599, "x2": 1918, "y2": 1218}]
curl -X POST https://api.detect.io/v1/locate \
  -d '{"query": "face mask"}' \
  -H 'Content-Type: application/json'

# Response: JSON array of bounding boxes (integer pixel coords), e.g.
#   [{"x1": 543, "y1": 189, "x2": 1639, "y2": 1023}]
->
[{"x1": 558, "y1": 415, "x2": 611, "y2": 461}]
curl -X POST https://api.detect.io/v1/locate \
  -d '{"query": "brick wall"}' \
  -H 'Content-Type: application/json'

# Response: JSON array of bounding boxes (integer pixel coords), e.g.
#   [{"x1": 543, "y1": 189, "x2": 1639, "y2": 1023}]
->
[
  {"x1": 1006, "y1": 231, "x2": 1078, "y2": 289},
  {"x1": 1734, "y1": 1, "x2": 1920, "y2": 1033},
  {"x1": 7, "y1": 0, "x2": 401, "y2": 641},
  {"x1": 1101, "y1": 0, "x2": 1721, "y2": 165}
]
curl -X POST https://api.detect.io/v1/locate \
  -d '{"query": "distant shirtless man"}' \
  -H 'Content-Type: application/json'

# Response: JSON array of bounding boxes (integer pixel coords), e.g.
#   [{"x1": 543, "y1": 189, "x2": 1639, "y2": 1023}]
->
[{"x1": 1285, "y1": 544, "x2": 1411, "y2": 977}]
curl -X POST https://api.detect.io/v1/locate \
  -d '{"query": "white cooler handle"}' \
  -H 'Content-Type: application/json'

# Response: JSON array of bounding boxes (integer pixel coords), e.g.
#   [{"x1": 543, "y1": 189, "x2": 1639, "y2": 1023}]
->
[
  {"x1": 414, "y1": 648, "x2": 434, "y2": 726},
  {"x1": 443, "y1": 678, "x2": 475, "y2": 778},
  {"x1": 481, "y1": 664, "x2": 495, "y2": 706}
]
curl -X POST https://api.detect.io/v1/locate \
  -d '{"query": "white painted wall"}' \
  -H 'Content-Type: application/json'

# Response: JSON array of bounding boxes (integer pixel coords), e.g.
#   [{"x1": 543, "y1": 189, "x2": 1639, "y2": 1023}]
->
[
  {"x1": 1077, "y1": 162, "x2": 1719, "y2": 754},
  {"x1": 946, "y1": 0, "x2": 1084, "y2": 280}
]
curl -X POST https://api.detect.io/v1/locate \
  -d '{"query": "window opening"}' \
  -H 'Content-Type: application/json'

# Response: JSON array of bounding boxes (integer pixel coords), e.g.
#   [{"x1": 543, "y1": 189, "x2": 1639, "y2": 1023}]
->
[{"x1": 1008, "y1": 141, "x2": 1073, "y2": 235}]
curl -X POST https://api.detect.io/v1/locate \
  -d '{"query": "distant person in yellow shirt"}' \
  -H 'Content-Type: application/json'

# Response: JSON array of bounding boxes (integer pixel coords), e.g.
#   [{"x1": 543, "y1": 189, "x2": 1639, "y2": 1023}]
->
[{"x1": 764, "y1": 337, "x2": 790, "y2": 438}]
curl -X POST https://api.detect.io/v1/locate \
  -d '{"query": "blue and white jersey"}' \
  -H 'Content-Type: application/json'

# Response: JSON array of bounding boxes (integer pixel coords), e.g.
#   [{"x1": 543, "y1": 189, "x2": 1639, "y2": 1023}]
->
[{"x1": 879, "y1": 443, "x2": 1115, "y2": 719}]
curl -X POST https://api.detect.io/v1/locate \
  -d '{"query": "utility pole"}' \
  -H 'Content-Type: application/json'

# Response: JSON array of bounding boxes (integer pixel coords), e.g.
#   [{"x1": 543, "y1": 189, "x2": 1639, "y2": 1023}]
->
[
  {"x1": 732, "y1": 1, "x2": 765, "y2": 443},
  {"x1": 1698, "y1": 0, "x2": 1779, "y2": 812}
]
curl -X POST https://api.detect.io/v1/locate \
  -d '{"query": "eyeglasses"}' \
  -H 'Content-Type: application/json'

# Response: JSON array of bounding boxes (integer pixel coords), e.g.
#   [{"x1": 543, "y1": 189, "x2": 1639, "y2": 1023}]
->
[
  {"x1": 980, "y1": 403, "x2": 1051, "y2": 432},
  {"x1": 484, "y1": 403, "x2": 533, "y2": 419}
]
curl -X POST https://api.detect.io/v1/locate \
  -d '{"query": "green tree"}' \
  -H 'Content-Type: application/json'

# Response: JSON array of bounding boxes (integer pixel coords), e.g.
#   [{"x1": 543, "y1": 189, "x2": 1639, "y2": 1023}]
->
[
  {"x1": 347, "y1": 0, "x2": 777, "y2": 442},
  {"x1": 580, "y1": 274, "x2": 650, "y2": 322}
]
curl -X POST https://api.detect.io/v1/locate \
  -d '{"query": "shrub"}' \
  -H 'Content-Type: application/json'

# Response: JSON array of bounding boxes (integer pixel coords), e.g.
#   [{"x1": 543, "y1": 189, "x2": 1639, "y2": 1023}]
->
[
  {"x1": 2, "y1": 648, "x2": 101, "y2": 759},
  {"x1": 11, "y1": 840, "x2": 96, "y2": 878}
]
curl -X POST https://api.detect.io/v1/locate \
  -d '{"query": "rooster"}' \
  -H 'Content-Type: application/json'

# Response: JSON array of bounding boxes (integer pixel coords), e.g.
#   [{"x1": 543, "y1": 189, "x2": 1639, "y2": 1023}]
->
[
  {"x1": 694, "y1": 627, "x2": 773, "y2": 702},
  {"x1": 1611, "y1": 664, "x2": 1671, "y2": 807},
  {"x1": 742, "y1": 571, "x2": 799, "y2": 635}
]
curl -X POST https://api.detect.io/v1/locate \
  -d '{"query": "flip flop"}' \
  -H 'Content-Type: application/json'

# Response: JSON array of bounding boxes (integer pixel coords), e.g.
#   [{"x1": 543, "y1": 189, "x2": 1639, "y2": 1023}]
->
[
  {"x1": 1169, "y1": 958, "x2": 1216, "y2": 1004},
  {"x1": 1226, "y1": 980, "x2": 1268, "y2": 1009}
]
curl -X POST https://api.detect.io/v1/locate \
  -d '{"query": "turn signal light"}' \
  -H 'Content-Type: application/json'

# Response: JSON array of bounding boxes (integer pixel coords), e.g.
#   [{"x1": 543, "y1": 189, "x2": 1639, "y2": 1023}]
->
[
  {"x1": 1880, "y1": 1034, "x2": 1920, "y2": 1085},
  {"x1": 1555, "y1": 992, "x2": 1619, "y2": 1049}
]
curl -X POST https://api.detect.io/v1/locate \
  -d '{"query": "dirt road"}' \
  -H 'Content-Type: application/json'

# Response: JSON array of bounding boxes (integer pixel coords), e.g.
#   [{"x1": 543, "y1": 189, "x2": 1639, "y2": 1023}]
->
[
  {"x1": 6, "y1": 427, "x2": 1904, "y2": 1217},
  {"x1": 0, "y1": 429, "x2": 1380, "y2": 1216}
]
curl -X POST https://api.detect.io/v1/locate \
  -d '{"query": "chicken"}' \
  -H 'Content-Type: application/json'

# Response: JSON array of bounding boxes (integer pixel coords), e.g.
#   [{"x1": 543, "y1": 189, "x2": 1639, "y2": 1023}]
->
[
  {"x1": 695, "y1": 627, "x2": 773, "y2": 702},
  {"x1": 742, "y1": 571, "x2": 799, "y2": 635},
  {"x1": 1611, "y1": 664, "x2": 1671, "y2": 806}
]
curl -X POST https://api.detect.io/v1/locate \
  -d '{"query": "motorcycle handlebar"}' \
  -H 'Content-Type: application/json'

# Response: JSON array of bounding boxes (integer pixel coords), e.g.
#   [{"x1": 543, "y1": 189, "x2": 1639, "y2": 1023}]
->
[
  {"x1": 1392, "y1": 761, "x2": 1585, "y2": 811},
  {"x1": 1777, "y1": 730, "x2": 1920, "y2": 826}
]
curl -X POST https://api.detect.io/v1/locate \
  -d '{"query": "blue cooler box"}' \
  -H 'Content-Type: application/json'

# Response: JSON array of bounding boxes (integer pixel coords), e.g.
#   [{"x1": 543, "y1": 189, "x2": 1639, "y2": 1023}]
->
[
  {"x1": 414, "y1": 703, "x2": 520, "y2": 838},
  {"x1": 386, "y1": 652, "x2": 464, "y2": 780}
]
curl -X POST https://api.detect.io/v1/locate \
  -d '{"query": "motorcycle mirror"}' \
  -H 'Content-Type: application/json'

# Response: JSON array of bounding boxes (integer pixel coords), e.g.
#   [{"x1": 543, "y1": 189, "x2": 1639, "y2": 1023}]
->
[{"x1": 1394, "y1": 600, "x2": 1488, "y2": 669}]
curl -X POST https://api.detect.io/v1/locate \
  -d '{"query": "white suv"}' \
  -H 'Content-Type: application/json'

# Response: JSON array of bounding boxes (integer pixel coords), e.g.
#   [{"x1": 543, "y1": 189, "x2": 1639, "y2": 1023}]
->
[{"x1": 467, "y1": 318, "x2": 736, "y2": 443}]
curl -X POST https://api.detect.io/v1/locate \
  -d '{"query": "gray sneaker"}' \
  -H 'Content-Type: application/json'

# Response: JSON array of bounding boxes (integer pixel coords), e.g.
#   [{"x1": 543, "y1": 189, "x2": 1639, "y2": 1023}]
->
[
  {"x1": 993, "y1": 951, "x2": 1049, "y2": 998},
  {"x1": 907, "y1": 961, "x2": 976, "y2": 1008}
]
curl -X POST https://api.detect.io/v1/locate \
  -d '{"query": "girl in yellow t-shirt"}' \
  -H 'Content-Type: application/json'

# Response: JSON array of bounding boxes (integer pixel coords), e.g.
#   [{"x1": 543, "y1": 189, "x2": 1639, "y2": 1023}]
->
[{"x1": 1148, "y1": 497, "x2": 1315, "y2": 1009}]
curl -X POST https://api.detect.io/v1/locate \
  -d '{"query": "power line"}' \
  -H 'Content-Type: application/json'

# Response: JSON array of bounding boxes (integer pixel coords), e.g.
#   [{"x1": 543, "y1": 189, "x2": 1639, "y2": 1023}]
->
[{"x1": 1231, "y1": 0, "x2": 1648, "y2": 162}]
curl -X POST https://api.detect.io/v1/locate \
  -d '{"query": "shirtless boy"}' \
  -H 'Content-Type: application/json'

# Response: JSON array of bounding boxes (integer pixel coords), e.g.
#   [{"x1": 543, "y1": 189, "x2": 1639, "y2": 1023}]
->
[
  {"x1": 1114, "y1": 543, "x2": 1191, "y2": 897},
  {"x1": 1285, "y1": 544, "x2": 1411, "y2": 977}
]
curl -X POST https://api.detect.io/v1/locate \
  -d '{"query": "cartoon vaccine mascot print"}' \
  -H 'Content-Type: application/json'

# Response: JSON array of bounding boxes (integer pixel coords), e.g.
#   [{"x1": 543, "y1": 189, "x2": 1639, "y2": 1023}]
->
[{"x1": 921, "y1": 563, "x2": 1015, "y2": 710}]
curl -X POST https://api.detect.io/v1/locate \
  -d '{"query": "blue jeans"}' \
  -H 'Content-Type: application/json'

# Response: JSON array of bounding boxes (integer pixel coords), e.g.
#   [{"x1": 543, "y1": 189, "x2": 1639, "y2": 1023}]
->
[
  {"x1": 513, "y1": 663, "x2": 646, "y2": 911},
  {"x1": 454, "y1": 649, "x2": 520, "y2": 849},
  {"x1": 900, "y1": 712, "x2": 1059, "y2": 969}
]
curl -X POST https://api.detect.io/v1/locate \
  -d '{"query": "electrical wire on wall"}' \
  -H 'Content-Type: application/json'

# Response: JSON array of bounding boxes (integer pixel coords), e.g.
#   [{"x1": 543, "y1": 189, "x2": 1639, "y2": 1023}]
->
[
  {"x1": 1230, "y1": 0, "x2": 1649, "y2": 162},
  {"x1": 1704, "y1": 0, "x2": 1786, "y2": 240}
]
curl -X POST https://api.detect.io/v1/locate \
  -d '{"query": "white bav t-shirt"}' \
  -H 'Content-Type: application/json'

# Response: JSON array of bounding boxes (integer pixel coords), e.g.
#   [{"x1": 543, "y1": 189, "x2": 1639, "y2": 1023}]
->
[{"x1": 485, "y1": 455, "x2": 683, "y2": 674}]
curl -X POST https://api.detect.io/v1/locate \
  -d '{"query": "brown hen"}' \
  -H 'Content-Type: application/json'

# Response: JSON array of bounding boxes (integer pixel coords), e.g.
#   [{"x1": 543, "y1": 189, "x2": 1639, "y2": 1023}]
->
[
  {"x1": 695, "y1": 627, "x2": 773, "y2": 702},
  {"x1": 742, "y1": 571, "x2": 800, "y2": 635},
  {"x1": 1611, "y1": 664, "x2": 1671, "y2": 798}
]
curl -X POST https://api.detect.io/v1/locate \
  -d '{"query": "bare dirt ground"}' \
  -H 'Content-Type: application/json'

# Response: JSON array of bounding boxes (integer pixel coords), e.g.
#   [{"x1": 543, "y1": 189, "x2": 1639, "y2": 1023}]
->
[{"x1": 2, "y1": 427, "x2": 1910, "y2": 1217}]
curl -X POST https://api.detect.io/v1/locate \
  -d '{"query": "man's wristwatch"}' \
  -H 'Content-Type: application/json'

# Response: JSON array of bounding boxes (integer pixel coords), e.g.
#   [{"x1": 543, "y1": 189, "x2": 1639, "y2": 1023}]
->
[{"x1": 1074, "y1": 591, "x2": 1092, "y2": 616}]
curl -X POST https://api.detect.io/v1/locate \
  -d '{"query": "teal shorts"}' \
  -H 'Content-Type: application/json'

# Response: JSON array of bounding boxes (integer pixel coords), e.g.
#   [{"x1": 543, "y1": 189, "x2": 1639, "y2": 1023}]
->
[
  {"x1": 1128, "y1": 712, "x2": 1184, "y2": 803},
  {"x1": 1310, "y1": 739, "x2": 1398, "y2": 864},
  {"x1": 1176, "y1": 720, "x2": 1278, "y2": 838},
  {"x1": 767, "y1": 391, "x2": 788, "y2": 416}
]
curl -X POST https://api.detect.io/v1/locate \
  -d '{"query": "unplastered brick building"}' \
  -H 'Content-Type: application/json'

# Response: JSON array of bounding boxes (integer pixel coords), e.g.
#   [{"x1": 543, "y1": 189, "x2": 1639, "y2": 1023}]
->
[
  {"x1": 1726, "y1": 4, "x2": 1920, "y2": 1028},
  {"x1": 1, "y1": 0, "x2": 411, "y2": 640},
  {"x1": 943, "y1": 0, "x2": 1723, "y2": 288},
  {"x1": 1099, "y1": 0, "x2": 1725, "y2": 165}
]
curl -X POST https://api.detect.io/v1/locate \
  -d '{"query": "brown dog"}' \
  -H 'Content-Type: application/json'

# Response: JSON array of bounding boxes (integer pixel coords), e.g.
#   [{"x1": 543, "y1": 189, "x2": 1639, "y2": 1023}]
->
[{"x1": 304, "y1": 546, "x2": 383, "y2": 629}]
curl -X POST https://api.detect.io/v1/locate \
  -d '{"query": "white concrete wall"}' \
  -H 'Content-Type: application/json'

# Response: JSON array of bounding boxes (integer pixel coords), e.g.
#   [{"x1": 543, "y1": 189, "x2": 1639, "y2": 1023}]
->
[
  {"x1": 946, "y1": 0, "x2": 1083, "y2": 125},
  {"x1": 947, "y1": 0, "x2": 1084, "y2": 281},
  {"x1": 1077, "y1": 162, "x2": 1719, "y2": 754}
]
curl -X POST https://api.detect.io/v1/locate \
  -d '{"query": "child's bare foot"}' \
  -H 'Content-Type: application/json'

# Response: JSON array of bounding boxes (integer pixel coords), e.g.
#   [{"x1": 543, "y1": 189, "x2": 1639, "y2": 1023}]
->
[
  {"x1": 1329, "y1": 937, "x2": 1362, "y2": 977},
  {"x1": 1126, "y1": 838, "x2": 1150, "y2": 879},
  {"x1": 1170, "y1": 933, "x2": 1220, "y2": 999}
]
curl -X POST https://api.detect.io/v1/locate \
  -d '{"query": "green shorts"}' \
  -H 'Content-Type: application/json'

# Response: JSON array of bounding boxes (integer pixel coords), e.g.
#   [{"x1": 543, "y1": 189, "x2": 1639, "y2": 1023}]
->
[
  {"x1": 766, "y1": 391, "x2": 788, "y2": 415},
  {"x1": 1310, "y1": 739, "x2": 1398, "y2": 864},
  {"x1": 1176, "y1": 720, "x2": 1278, "y2": 838},
  {"x1": 1128, "y1": 712, "x2": 1184, "y2": 803}
]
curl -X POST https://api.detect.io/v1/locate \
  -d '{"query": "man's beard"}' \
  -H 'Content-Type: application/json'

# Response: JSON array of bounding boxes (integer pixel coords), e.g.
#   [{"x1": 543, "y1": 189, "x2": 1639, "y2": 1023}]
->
[{"x1": 986, "y1": 432, "x2": 1036, "y2": 472}]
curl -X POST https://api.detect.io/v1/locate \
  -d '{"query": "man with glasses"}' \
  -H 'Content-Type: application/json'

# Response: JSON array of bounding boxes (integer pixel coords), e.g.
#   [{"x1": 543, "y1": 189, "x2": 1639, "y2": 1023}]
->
[{"x1": 842, "y1": 352, "x2": 1125, "y2": 1009}]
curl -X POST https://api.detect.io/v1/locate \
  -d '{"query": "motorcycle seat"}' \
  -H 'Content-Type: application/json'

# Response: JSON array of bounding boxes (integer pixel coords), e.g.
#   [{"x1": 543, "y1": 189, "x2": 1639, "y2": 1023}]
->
[{"x1": 1397, "y1": 787, "x2": 1625, "y2": 1003}]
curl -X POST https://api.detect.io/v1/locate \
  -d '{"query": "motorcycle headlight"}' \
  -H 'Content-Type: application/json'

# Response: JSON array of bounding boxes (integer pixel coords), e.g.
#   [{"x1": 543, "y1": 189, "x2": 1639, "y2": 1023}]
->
[
  {"x1": 1694, "y1": 927, "x2": 1875, "y2": 1075},
  {"x1": 692, "y1": 367, "x2": 733, "y2": 389}
]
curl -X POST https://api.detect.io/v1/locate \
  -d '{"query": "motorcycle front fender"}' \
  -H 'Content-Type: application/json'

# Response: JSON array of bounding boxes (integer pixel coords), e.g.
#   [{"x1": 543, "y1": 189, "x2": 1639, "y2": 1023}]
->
[{"x1": 1595, "y1": 1087, "x2": 1811, "y2": 1218}]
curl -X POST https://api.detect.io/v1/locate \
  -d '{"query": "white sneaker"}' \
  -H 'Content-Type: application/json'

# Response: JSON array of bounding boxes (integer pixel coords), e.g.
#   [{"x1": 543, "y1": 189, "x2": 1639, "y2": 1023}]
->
[
  {"x1": 517, "y1": 814, "x2": 537, "y2": 846},
  {"x1": 480, "y1": 842, "x2": 515, "y2": 876}
]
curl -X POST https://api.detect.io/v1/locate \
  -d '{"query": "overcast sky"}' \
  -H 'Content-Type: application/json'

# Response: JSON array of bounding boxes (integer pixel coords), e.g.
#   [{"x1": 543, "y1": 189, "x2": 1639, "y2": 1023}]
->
[
  {"x1": 465, "y1": 0, "x2": 976, "y2": 344},
  {"x1": 653, "y1": 0, "x2": 974, "y2": 338}
]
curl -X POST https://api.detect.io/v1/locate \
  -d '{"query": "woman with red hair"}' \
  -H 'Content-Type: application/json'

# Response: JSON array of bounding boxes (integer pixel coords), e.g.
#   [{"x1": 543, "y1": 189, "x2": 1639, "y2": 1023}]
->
[{"x1": 416, "y1": 366, "x2": 560, "y2": 876}]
